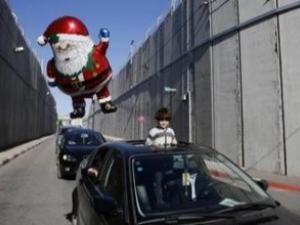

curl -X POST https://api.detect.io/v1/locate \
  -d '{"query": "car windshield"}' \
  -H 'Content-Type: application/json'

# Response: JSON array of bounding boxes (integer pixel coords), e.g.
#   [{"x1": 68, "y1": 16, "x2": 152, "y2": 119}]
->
[
  {"x1": 59, "y1": 127, "x2": 76, "y2": 135},
  {"x1": 65, "y1": 131, "x2": 104, "y2": 145},
  {"x1": 132, "y1": 151, "x2": 270, "y2": 217}
]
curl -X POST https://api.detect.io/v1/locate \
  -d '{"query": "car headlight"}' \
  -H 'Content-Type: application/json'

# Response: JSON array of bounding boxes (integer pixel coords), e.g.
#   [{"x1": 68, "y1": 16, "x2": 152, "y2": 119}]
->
[{"x1": 62, "y1": 154, "x2": 77, "y2": 162}]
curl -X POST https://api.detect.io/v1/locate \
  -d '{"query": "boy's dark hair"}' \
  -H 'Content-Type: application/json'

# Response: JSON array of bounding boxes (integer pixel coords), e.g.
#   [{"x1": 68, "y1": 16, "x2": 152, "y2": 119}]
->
[{"x1": 155, "y1": 107, "x2": 171, "y2": 121}]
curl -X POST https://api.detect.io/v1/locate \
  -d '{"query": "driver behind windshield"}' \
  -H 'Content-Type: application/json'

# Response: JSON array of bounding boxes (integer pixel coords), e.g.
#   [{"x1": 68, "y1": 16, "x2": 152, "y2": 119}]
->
[
  {"x1": 135, "y1": 154, "x2": 220, "y2": 213},
  {"x1": 66, "y1": 132, "x2": 102, "y2": 145},
  {"x1": 134, "y1": 152, "x2": 271, "y2": 216}
]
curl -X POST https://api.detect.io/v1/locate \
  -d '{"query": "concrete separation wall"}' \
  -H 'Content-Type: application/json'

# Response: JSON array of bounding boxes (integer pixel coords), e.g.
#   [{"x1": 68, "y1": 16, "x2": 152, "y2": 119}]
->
[
  {"x1": 0, "y1": 0, "x2": 57, "y2": 150},
  {"x1": 85, "y1": 0, "x2": 300, "y2": 177}
]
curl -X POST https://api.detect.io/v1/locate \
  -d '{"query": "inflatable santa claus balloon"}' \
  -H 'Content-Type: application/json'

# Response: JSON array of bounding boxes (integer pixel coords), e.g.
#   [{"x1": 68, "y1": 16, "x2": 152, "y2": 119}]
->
[{"x1": 37, "y1": 16, "x2": 117, "y2": 118}]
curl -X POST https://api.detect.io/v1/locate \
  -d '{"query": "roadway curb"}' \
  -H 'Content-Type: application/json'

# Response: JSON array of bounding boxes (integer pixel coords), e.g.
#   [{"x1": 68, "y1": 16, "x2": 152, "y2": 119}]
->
[
  {"x1": 214, "y1": 170, "x2": 300, "y2": 193},
  {"x1": 0, "y1": 136, "x2": 52, "y2": 168},
  {"x1": 267, "y1": 181, "x2": 300, "y2": 193}
]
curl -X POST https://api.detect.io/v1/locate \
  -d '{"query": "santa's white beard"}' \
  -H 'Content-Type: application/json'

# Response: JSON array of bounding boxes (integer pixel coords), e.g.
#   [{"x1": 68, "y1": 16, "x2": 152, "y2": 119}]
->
[{"x1": 52, "y1": 38, "x2": 94, "y2": 76}]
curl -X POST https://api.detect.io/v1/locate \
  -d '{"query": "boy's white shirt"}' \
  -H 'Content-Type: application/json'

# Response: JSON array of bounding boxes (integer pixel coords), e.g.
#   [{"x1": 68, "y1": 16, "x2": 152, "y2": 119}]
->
[{"x1": 145, "y1": 127, "x2": 178, "y2": 147}]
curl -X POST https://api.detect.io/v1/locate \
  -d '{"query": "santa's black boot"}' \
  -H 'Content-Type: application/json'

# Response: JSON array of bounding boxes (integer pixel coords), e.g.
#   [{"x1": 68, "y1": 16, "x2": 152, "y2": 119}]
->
[
  {"x1": 101, "y1": 101, "x2": 117, "y2": 114},
  {"x1": 70, "y1": 107, "x2": 85, "y2": 118}
]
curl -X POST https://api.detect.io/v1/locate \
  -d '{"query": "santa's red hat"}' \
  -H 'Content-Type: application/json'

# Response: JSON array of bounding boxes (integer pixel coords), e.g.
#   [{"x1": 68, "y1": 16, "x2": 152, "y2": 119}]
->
[{"x1": 37, "y1": 16, "x2": 90, "y2": 46}]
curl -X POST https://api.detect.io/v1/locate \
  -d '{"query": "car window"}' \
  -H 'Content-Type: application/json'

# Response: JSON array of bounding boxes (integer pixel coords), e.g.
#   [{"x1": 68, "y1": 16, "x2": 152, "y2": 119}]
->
[
  {"x1": 95, "y1": 132, "x2": 106, "y2": 143},
  {"x1": 132, "y1": 152, "x2": 270, "y2": 216},
  {"x1": 91, "y1": 148, "x2": 110, "y2": 174},
  {"x1": 65, "y1": 131, "x2": 103, "y2": 145},
  {"x1": 101, "y1": 153, "x2": 124, "y2": 207},
  {"x1": 59, "y1": 127, "x2": 75, "y2": 135}
]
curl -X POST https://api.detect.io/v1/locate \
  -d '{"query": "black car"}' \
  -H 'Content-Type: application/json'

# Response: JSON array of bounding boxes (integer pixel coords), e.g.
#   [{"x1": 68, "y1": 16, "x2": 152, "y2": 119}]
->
[
  {"x1": 56, "y1": 128, "x2": 106, "y2": 179},
  {"x1": 56, "y1": 126, "x2": 80, "y2": 151},
  {"x1": 67, "y1": 141, "x2": 300, "y2": 225}
]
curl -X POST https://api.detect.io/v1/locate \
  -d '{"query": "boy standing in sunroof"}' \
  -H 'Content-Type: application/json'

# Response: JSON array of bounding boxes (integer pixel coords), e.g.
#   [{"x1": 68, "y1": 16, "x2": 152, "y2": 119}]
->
[{"x1": 145, "y1": 107, "x2": 178, "y2": 148}]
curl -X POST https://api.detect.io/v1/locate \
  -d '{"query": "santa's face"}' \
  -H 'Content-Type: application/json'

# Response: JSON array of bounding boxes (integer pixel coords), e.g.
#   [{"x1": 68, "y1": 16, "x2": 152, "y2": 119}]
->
[
  {"x1": 53, "y1": 40, "x2": 78, "y2": 62},
  {"x1": 52, "y1": 38, "x2": 94, "y2": 76}
]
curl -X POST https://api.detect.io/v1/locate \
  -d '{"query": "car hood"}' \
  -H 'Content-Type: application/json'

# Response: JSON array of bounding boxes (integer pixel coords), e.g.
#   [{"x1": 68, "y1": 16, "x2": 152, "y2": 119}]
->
[
  {"x1": 216, "y1": 206, "x2": 300, "y2": 225},
  {"x1": 139, "y1": 206, "x2": 300, "y2": 225}
]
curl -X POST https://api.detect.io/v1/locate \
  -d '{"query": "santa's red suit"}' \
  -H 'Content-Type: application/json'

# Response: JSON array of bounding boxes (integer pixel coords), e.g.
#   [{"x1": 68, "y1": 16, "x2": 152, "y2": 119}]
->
[
  {"x1": 47, "y1": 40, "x2": 112, "y2": 105},
  {"x1": 37, "y1": 16, "x2": 117, "y2": 118}
]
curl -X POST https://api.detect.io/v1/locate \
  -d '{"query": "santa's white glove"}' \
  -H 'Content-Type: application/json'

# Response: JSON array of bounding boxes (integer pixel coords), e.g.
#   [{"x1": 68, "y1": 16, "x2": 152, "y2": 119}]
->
[{"x1": 37, "y1": 35, "x2": 47, "y2": 46}]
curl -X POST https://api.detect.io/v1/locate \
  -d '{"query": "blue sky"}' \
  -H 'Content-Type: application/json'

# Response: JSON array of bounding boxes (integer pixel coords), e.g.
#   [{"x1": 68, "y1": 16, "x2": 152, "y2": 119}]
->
[{"x1": 9, "y1": 0, "x2": 171, "y2": 117}]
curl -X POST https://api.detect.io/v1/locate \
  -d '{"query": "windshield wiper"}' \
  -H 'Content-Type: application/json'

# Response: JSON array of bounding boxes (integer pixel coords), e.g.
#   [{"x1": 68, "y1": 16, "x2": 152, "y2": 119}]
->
[
  {"x1": 139, "y1": 213, "x2": 234, "y2": 225},
  {"x1": 212, "y1": 202, "x2": 276, "y2": 215}
]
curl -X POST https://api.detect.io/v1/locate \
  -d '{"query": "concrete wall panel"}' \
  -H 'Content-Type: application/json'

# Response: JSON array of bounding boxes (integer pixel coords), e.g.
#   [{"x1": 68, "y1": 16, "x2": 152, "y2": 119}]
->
[
  {"x1": 278, "y1": 1, "x2": 300, "y2": 176},
  {"x1": 0, "y1": 0, "x2": 57, "y2": 150},
  {"x1": 212, "y1": 0, "x2": 238, "y2": 34},
  {"x1": 84, "y1": 0, "x2": 300, "y2": 176},
  {"x1": 211, "y1": 0, "x2": 242, "y2": 163},
  {"x1": 193, "y1": 45, "x2": 212, "y2": 146},
  {"x1": 238, "y1": 0, "x2": 277, "y2": 22},
  {"x1": 240, "y1": 17, "x2": 284, "y2": 173}
]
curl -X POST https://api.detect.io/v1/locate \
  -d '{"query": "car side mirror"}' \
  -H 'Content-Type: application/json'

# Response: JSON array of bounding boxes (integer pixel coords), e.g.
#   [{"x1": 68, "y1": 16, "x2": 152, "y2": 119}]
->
[
  {"x1": 93, "y1": 195, "x2": 119, "y2": 215},
  {"x1": 86, "y1": 168, "x2": 99, "y2": 178},
  {"x1": 80, "y1": 158, "x2": 88, "y2": 169},
  {"x1": 79, "y1": 159, "x2": 89, "y2": 178},
  {"x1": 254, "y1": 178, "x2": 269, "y2": 191}
]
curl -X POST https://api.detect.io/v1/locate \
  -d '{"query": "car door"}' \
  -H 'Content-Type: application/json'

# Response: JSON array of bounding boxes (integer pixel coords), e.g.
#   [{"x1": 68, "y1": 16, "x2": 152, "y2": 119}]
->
[
  {"x1": 90, "y1": 151, "x2": 126, "y2": 225},
  {"x1": 77, "y1": 147, "x2": 111, "y2": 225}
]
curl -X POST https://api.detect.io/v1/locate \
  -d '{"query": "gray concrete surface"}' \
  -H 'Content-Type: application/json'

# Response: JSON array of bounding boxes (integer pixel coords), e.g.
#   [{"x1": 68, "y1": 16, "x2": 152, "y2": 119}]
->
[
  {"x1": 212, "y1": 0, "x2": 242, "y2": 165},
  {"x1": 0, "y1": 137, "x2": 75, "y2": 225},
  {"x1": 0, "y1": 0, "x2": 57, "y2": 150},
  {"x1": 278, "y1": 0, "x2": 300, "y2": 177},
  {"x1": 239, "y1": 0, "x2": 285, "y2": 174},
  {"x1": 0, "y1": 135, "x2": 50, "y2": 167},
  {"x1": 249, "y1": 169, "x2": 300, "y2": 216},
  {"x1": 269, "y1": 189, "x2": 300, "y2": 216},
  {"x1": 84, "y1": 0, "x2": 300, "y2": 177}
]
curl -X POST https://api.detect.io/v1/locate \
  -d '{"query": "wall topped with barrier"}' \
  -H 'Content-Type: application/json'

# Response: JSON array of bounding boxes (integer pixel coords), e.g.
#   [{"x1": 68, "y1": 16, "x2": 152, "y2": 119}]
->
[
  {"x1": 0, "y1": 0, "x2": 57, "y2": 150},
  {"x1": 85, "y1": 0, "x2": 300, "y2": 177}
]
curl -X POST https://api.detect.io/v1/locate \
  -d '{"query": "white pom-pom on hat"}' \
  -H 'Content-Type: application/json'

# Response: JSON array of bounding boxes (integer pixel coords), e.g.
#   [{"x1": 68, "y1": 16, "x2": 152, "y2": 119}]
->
[
  {"x1": 101, "y1": 37, "x2": 109, "y2": 42},
  {"x1": 37, "y1": 35, "x2": 47, "y2": 46}
]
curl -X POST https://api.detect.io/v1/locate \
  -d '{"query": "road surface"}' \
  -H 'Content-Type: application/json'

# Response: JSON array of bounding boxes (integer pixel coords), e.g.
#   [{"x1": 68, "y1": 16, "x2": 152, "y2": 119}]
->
[
  {"x1": 0, "y1": 137, "x2": 299, "y2": 225},
  {"x1": 269, "y1": 189, "x2": 300, "y2": 216},
  {"x1": 0, "y1": 137, "x2": 74, "y2": 225}
]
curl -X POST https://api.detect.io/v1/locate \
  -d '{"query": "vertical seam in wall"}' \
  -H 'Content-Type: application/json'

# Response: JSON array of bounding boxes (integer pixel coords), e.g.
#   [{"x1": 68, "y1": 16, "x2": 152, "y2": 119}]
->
[
  {"x1": 209, "y1": 0, "x2": 216, "y2": 148},
  {"x1": 190, "y1": 0, "x2": 196, "y2": 142},
  {"x1": 186, "y1": 0, "x2": 193, "y2": 143},
  {"x1": 92, "y1": 100, "x2": 95, "y2": 130},
  {"x1": 236, "y1": 0, "x2": 245, "y2": 167},
  {"x1": 275, "y1": 0, "x2": 288, "y2": 176}
]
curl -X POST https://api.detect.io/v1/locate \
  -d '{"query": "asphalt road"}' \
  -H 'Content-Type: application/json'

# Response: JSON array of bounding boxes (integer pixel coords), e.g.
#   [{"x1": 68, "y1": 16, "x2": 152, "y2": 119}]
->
[
  {"x1": 269, "y1": 189, "x2": 300, "y2": 216},
  {"x1": 0, "y1": 137, "x2": 299, "y2": 225},
  {"x1": 0, "y1": 137, "x2": 75, "y2": 225}
]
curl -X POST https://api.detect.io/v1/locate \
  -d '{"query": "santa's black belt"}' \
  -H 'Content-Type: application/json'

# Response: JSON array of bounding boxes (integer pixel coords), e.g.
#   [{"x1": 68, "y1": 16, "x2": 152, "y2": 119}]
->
[{"x1": 62, "y1": 68, "x2": 111, "y2": 89}]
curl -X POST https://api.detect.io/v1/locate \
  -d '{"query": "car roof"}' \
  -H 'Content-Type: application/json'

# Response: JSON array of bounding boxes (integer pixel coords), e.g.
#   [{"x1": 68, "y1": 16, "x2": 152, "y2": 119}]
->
[
  {"x1": 59, "y1": 126, "x2": 79, "y2": 132},
  {"x1": 60, "y1": 125, "x2": 80, "y2": 129},
  {"x1": 64, "y1": 127, "x2": 103, "y2": 135},
  {"x1": 100, "y1": 140, "x2": 216, "y2": 158}
]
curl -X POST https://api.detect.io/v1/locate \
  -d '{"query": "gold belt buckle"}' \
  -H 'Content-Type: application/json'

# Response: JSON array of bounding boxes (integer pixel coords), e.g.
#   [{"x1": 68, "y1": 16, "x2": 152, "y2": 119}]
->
[{"x1": 71, "y1": 78, "x2": 84, "y2": 90}]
